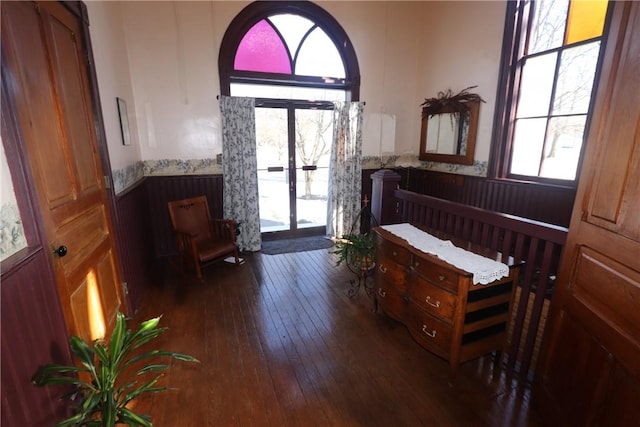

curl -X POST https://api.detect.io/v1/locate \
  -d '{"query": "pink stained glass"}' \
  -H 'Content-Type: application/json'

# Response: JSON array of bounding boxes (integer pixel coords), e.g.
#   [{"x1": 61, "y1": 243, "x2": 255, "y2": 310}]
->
[{"x1": 234, "y1": 20, "x2": 291, "y2": 74}]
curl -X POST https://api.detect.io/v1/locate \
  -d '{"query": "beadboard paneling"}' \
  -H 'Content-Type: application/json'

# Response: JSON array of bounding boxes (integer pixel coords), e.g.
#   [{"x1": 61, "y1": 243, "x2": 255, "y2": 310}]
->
[
  {"x1": 145, "y1": 175, "x2": 224, "y2": 258},
  {"x1": 1, "y1": 249, "x2": 73, "y2": 426},
  {"x1": 398, "y1": 168, "x2": 576, "y2": 227},
  {"x1": 113, "y1": 180, "x2": 156, "y2": 312}
]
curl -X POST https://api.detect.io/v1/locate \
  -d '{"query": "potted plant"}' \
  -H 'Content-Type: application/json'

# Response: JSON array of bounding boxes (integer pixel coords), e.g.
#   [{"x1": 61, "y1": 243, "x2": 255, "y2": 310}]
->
[
  {"x1": 32, "y1": 312, "x2": 198, "y2": 427},
  {"x1": 333, "y1": 232, "x2": 376, "y2": 275}
]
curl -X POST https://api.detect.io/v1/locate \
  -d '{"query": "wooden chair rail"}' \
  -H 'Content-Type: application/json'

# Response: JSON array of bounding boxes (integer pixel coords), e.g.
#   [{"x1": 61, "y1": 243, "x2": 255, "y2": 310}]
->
[{"x1": 392, "y1": 188, "x2": 568, "y2": 381}]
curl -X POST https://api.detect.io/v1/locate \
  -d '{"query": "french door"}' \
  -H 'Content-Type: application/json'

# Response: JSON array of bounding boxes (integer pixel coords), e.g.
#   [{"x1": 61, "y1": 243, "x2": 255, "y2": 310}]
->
[{"x1": 255, "y1": 103, "x2": 333, "y2": 238}]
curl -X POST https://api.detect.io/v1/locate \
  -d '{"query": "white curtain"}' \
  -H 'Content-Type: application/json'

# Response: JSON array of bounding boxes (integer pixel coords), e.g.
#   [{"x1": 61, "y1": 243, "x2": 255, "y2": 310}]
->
[
  {"x1": 219, "y1": 96, "x2": 261, "y2": 252},
  {"x1": 326, "y1": 101, "x2": 365, "y2": 238}
]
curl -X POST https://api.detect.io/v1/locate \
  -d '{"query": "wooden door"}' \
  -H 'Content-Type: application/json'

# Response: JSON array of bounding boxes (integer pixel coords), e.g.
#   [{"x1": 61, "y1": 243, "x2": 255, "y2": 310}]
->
[
  {"x1": 1, "y1": 1, "x2": 124, "y2": 342},
  {"x1": 533, "y1": 2, "x2": 640, "y2": 425}
]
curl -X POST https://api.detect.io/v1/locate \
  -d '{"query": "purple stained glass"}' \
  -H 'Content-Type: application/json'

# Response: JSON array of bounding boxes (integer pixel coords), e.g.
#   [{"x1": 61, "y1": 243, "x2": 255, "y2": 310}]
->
[{"x1": 234, "y1": 20, "x2": 291, "y2": 74}]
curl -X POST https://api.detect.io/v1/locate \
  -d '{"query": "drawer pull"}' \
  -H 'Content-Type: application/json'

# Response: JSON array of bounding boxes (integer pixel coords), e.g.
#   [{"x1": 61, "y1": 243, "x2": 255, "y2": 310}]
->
[
  {"x1": 425, "y1": 296, "x2": 440, "y2": 308},
  {"x1": 392, "y1": 251, "x2": 397, "y2": 257},
  {"x1": 438, "y1": 275, "x2": 446, "y2": 282},
  {"x1": 415, "y1": 261, "x2": 420, "y2": 267},
  {"x1": 377, "y1": 288, "x2": 387, "y2": 298},
  {"x1": 379, "y1": 264, "x2": 387, "y2": 273},
  {"x1": 422, "y1": 325, "x2": 437, "y2": 338}
]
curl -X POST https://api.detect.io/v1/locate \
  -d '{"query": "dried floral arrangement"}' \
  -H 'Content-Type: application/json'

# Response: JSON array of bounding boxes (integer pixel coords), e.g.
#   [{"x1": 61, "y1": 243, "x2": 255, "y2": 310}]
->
[{"x1": 421, "y1": 86, "x2": 485, "y2": 118}]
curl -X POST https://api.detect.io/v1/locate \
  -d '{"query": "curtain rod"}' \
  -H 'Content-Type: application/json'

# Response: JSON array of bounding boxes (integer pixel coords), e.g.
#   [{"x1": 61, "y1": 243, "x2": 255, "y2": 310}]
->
[{"x1": 216, "y1": 95, "x2": 365, "y2": 105}]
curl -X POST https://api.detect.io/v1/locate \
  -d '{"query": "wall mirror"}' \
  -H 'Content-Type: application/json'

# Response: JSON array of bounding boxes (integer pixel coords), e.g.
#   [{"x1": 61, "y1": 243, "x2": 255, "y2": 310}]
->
[{"x1": 419, "y1": 90, "x2": 482, "y2": 166}]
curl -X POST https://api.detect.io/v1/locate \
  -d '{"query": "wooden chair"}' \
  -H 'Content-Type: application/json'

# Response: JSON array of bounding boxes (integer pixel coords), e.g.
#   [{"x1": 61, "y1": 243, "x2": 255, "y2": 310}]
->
[{"x1": 167, "y1": 196, "x2": 240, "y2": 280}]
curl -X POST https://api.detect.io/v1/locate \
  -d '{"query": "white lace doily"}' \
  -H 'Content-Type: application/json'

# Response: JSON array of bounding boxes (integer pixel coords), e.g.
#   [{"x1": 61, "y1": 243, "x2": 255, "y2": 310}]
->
[{"x1": 380, "y1": 223, "x2": 509, "y2": 285}]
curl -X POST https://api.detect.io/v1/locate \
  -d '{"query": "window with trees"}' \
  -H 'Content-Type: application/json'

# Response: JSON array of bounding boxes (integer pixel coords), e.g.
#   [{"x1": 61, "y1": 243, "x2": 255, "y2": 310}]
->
[
  {"x1": 219, "y1": 2, "x2": 359, "y2": 236},
  {"x1": 492, "y1": 0, "x2": 611, "y2": 184}
]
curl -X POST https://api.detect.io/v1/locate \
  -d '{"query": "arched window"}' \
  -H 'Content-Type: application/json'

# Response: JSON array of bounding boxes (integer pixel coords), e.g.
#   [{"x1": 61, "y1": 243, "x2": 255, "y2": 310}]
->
[
  {"x1": 219, "y1": 2, "x2": 360, "y2": 238},
  {"x1": 219, "y1": 1, "x2": 360, "y2": 101}
]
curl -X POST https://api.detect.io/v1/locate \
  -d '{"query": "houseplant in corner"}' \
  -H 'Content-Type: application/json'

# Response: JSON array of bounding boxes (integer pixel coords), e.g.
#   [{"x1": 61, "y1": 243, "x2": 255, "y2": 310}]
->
[
  {"x1": 333, "y1": 232, "x2": 376, "y2": 275},
  {"x1": 334, "y1": 232, "x2": 377, "y2": 298},
  {"x1": 32, "y1": 312, "x2": 198, "y2": 427}
]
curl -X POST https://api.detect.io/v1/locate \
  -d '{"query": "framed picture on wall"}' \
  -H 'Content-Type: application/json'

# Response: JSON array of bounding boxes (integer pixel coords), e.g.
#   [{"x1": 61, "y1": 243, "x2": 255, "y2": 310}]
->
[{"x1": 117, "y1": 97, "x2": 131, "y2": 146}]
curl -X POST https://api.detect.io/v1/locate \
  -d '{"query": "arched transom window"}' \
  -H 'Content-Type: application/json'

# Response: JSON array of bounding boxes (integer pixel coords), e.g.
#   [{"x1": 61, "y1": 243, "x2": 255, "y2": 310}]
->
[{"x1": 219, "y1": 1, "x2": 360, "y2": 102}]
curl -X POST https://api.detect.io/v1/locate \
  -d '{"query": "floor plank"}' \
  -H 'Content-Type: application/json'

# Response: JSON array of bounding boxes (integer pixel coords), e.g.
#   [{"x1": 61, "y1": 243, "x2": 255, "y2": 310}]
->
[{"x1": 130, "y1": 249, "x2": 542, "y2": 426}]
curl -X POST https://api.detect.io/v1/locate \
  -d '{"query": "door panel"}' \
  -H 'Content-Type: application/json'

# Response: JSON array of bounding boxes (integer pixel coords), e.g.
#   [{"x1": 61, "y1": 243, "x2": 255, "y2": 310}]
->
[
  {"x1": 43, "y1": 8, "x2": 101, "y2": 193},
  {"x1": 295, "y1": 109, "x2": 331, "y2": 230},
  {"x1": 1, "y1": 1, "x2": 123, "y2": 342},
  {"x1": 256, "y1": 108, "x2": 290, "y2": 233},
  {"x1": 538, "y1": 310, "x2": 613, "y2": 425},
  {"x1": 256, "y1": 106, "x2": 331, "y2": 236}
]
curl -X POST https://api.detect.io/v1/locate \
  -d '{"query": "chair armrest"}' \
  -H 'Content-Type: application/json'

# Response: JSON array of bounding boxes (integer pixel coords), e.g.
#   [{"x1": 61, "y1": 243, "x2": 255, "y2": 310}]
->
[{"x1": 209, "y1": 219, "x2": 237, "y2": 242}]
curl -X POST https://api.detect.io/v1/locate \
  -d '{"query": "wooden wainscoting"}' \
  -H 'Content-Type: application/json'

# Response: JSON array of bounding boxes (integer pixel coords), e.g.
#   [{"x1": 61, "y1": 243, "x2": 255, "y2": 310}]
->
[
  {"x1": 114, "y1": 180, "x2": 156, "y2": 312},
  {"x1": 391, "y1": 168, "x2": 576, "y2": 228},
  {"x1": 1, "y1": 249, "x2": 73, "y2": 426},
  {"x1": 145, "y1": 175, "x2": 224, "y2": 258}
]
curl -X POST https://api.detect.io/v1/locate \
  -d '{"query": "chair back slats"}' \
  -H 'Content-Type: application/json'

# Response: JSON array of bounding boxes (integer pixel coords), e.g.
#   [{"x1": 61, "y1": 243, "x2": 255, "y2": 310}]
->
[
  {"x1": 168, "y1": 196, "x2": 212, "y2": 244},
  {"x1": 167, "y1": 195, "x2": 239, "y2": 280}
]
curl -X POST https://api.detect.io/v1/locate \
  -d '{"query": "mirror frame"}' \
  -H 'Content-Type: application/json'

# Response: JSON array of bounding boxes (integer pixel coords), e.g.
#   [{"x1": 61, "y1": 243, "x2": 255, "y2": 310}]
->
[{"x1": 419, "y1": 99, "x2": 480, "y2": 165}]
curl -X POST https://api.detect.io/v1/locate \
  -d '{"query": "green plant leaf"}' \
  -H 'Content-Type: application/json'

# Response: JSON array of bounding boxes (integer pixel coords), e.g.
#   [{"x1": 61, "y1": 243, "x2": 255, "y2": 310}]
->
[
  {"x1": 68, "y1": 336, "x2": 99, "y2": 384},
  {"x1": 109, "y1": 312, "x2": 127, "y2": 366},
  {"x1": 171, "y1": 353, "x2": 200, "y2": 363},
  {"x1": 120, "y1": 376, "x2": 163, "y2": 405},
  {"x1": 136, "y1": 364, "x2": 169, "y2": 375},
  {"x1": 130, "y1": 327, "x2": 167, "y2": 350},
  {"x1": 129, "y1": 316, "x2": 162, "y2": 346},
  {"x1": 31, "y1": 364, "x2": 87, "y2": 386},
  {"x1": 33, "y1": 312, "x2": 197, "y2": 426},
  {"x1": 118, "y1": 407, "x2": 153, "y2": 427},
  {"x1": 54, "y1": 412, "x2": 87, "y2": 427},
  {"x1": 103, "y1": 390, "x2": 116, "y2": 427},
  {"x1": 79, "y1": 389, "x2": 101, "y2": 414},
  {"x1": 32, "y1": 374, "x2": 91, "y2": 388},
  {"x1": 123, "y1": 349, "x2": 198, "y2": 369},
  {"x1": 94, "y1": 341, "x2": 109, "y2": 366},
  {"x1": 68, "y1": 336, "x2": 95, "y2": 367}
]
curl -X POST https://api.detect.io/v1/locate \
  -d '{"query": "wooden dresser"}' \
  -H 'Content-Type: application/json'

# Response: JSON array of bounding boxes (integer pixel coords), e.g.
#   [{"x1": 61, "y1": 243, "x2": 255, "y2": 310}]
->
[{"x1": 373, "y1": 226, "x2": 520, "y2": 368}]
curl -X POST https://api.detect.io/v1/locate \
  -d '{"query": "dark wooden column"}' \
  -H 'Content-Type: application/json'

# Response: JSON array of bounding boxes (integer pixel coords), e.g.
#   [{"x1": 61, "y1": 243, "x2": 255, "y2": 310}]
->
[{"x1": 370, "y1": 169, "x2": 401, "y2": 226}]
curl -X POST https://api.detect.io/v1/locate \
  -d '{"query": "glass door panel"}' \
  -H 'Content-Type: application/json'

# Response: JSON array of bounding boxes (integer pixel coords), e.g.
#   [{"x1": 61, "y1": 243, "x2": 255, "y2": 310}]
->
[
  {"x1": 256, "y1": 105, "x2": 332, "y2": 236},
  {"x1": 255, "y1": 107, "x2": 290, "y2": 233},
  {"x1": 295, "y1": 109, "x2": 332, "y2": 229}
]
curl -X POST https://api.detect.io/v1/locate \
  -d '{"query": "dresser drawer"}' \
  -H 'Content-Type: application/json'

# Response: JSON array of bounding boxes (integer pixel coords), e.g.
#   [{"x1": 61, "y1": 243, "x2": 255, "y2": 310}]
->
[
  {"x1": 376, "y1": 236, "x2": 411, "y2": 266},
  {"x1": 376, "y1": 254, "x2": 409, "y2": 293},
  {"x1": 411, "y1": 258, "x2": 460, "y2": 292},
  {"x1": 406, "y1": 304, "x2": 452, "y2": 357},
  {"x1": 409, "y1": 274, "x2": 457, "y2": 322},
  {"x1": 376, "y1": 281, "x2": 406, "y2": 322}
]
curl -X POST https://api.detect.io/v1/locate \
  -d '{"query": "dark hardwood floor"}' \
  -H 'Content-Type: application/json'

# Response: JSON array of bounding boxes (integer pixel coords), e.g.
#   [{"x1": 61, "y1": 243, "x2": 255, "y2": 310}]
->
[{"x1": 130, "y1": 248, "x2": 542, "y2": 426}]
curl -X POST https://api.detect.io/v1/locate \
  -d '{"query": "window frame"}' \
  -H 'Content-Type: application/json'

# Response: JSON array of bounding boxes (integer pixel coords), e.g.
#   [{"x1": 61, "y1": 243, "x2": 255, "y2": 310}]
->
[
  {"x1": 218, "y1": 1, "x2": 360, "y2": 101},
  {"x1": 489, "y1": 0, "x2": 613, "y2": 187}
]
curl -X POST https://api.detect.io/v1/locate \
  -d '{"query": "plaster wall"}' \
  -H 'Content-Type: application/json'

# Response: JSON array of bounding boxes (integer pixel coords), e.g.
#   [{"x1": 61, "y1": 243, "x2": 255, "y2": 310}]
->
[{"x1": 86, "y1": 1, "x2": 506, "y2": 192}]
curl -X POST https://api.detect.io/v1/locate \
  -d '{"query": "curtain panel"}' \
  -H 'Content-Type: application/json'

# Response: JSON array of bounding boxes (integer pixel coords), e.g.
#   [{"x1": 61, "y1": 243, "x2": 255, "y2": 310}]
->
[
  {"x1": 326, "y1": 101, "x2": 365, "y2": 238},
  {"x1": 219, "y1": 96, "x2": 261, "y2": 252}
]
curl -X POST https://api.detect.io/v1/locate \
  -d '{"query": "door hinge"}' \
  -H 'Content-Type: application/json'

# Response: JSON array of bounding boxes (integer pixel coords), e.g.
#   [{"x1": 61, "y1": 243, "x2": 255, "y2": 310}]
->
[
  {"x1": 104, "y1": 175, "x2": 111, "y2": 189},
  {"x1": 122, "y1": 282, "x2": 129, "y2": 295}
]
